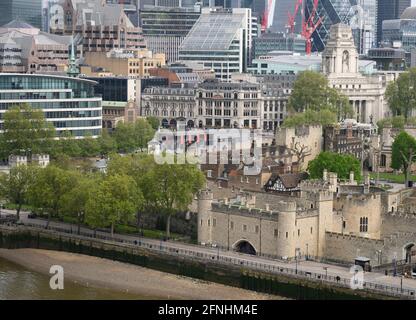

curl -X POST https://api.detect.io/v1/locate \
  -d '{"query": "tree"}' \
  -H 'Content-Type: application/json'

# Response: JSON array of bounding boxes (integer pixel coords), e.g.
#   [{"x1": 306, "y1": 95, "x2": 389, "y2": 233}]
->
[
  {"x1": 145, "y1": 163, "x2": 205, "y2": 238},
  {"x1": 77, "y1": 133, "x2": 100, "y2": 157},
  {"x1": 287, "y1": 71, "x2": 352, "y2": 119},
  {"x1": 0, "y1": 104, "x2": 55, "y2": 158},
  {"x1": 107, "y1": 153, "x2": 156, "y2": 230},
  {"x1": 308, "y1": 152, "x2": 362, "y2": 181},
  {"x1": 385, "y1": 68, "x2": 416, "y2": 119},
  {"x1": 283, "y1": 109, "x2": 338, "y2": 128},
  {"x1": 51, "y1": 131, "x2": 81, "y2": 158},
  {"x1": 288, "y1": 141, "x2": 311, "y2": 171},
  {"x1": 146, "y1": 117, "x2": 160, "y2": 130},
  {"x1": 0, "y1": 165, "x2": 37, "y2": 221},
  {"x1": 61, "y1": 173, "x2": 97, "y2": 235},
  {"x1": 28, "y1": 165, "x2": 78, "y2": 228},
  {"x1": 97, "y1": 130, "x2": 117, "y2": 156},
  {"x1": 391, "y1": 131, "x2": 416, "y2": 186},
  {"x1": 85, "y1": 174, "x2": 142, "y2": 237},
  {"x1": 112, "y1": 120, "x2": 155, "y2": 153}
]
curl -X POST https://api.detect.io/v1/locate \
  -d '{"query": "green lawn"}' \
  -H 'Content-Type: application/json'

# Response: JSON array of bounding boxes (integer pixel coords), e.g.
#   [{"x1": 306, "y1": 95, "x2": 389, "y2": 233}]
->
[{"x1": 369, "y1": 172, "x2": 416, "y2": 184}]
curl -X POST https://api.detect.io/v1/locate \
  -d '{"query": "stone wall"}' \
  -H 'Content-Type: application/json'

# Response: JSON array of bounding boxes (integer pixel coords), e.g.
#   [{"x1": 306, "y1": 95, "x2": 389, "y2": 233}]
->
[
  {"x1": 381, "y1": 213, "x2": 416, "y2": 236},
  {"x1": 324, "y1": 231, "x2": 416, "y2": 265}
]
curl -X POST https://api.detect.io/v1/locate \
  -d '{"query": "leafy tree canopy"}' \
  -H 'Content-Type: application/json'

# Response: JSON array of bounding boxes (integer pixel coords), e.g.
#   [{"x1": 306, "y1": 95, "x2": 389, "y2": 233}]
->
[
  {"x1": 282, "y1": 109, "x2": 338, "y2": 128},
  {"x1": 0, "y1": 104, "x2": 55, "y2": 158},
  {"x1": 385, "y1": 68, "x2": 416, "y2": 119},
  {"x1": 287, "y1": 71, "x2": 352, "y2": 120},
  {"x1": 391, "y1": 131, "x2": 416, "y2": 186},
  {"x1": 308, "y1": 152, "x2": 362, "y2": 181}
]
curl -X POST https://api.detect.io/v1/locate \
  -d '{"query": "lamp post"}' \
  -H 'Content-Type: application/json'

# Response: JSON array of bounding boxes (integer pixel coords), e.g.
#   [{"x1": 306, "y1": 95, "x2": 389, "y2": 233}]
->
[
  {"x1": 323, "y1": 267, "x2": 328, "y2": 279},
  {"x1": 393, "y1": 252, "x2": 397, "y2": 277},
  {"x1": 295, "y1": 248, "x2": 300, "y2": 274},
  {"x1": 377, "y1": 250, "x2": 382, "y2": 265},
  {"x1": 401, "y1": 275, "x2": 404, "y2": 293},
  {"x1": 306, "y1": 243, "x2": 309, "y2": 261}
]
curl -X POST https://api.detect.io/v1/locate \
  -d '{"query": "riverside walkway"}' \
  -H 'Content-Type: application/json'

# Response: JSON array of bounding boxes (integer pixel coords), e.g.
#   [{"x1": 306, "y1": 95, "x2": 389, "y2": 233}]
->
[{"x1": 2, "y1": 209, "x2": 416, "y2": 299}]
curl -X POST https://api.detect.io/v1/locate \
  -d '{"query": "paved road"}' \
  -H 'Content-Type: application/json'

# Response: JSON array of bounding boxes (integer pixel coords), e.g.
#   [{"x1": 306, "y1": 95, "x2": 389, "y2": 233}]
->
[{"x1": 2, "y1": 209, "x2": 416, "y2": 298}]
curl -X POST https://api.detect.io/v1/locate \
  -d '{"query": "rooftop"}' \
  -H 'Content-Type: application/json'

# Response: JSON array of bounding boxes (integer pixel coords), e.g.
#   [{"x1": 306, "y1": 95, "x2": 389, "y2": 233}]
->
[
  {"x1": 401, "y1": 7, "x2": 416, "y2": 20},
  {"x1": 180, "y1": 9, "x2": 247, "y2": 51}
]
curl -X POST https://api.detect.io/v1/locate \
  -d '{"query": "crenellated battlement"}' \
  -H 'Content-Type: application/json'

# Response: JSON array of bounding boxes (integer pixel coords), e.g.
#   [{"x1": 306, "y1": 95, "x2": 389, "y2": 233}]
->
[
  {"x1": 210, "y1": 199, "x2": 298, "y2": 218},
  {"x1": 326, "y1": 231, "x2": 384, "y2": 245},
  {"x1": 210, "y1": 202, "x2": 280, "y2": 219}
]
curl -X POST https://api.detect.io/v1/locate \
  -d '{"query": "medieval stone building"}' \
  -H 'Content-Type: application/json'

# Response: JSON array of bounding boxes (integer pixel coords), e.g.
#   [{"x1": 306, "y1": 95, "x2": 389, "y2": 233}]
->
[{"x1": 197, "y1": 170, "x2": 416, "y2": 267}]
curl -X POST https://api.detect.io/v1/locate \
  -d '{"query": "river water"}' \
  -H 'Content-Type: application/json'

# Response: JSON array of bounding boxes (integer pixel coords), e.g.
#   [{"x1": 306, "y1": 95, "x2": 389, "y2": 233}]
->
[{"x1": 0, "y1": 257, "x2": 148, "y2": 300}]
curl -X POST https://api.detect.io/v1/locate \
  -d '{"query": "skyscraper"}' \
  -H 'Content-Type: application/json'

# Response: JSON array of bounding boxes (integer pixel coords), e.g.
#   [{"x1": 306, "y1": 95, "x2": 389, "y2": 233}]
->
[
  {"x1": 305, "y1": 0, "x2": 356, "y2": 52},
  {"x1": 272, "y1": 0, "x2": 302, "y2": 34},
  {"x1": 377, "y1": 0, "x2": 411, "y2": 46},
  {"x1": 0, "y1": 0, "x2": 43, "y2": 29},
  {"x1": 139, "y1": 1, "x2": 201, "y2": 63}
]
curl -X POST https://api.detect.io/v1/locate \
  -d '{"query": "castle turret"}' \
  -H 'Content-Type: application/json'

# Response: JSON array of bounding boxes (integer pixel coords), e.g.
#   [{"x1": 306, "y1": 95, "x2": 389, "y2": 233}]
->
[
  {"x1": 276, "y1": 201, "x2": 297, "y2": 259},
  {"x1": 197, "y1": 190, "x2": 214, "y2": 245}
]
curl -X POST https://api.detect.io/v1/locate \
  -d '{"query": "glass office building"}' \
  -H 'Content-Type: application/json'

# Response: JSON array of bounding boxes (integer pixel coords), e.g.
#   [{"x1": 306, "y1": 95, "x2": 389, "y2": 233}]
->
[
  {"x1": 0, "y1": 74, "x2": 102, "y2": 137},
  {"x1": 0, "y1": 0, "x2": 43, "y2": 29},
  {"x1": 377, "y1": 0, "x2": 411, "y2": 46},
  {"x1": 305, "y1": 0, "x2": 356, "y2": 52}
]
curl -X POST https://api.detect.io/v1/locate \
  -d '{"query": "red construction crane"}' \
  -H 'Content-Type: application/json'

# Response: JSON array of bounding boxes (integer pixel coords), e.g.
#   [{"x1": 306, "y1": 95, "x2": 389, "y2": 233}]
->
[
  {"x1": 287, "y1": 0, "x2": 303, "y2": 35},
  {"x1": 301, "y1": 0, "x2": 323, "y2": 55}
]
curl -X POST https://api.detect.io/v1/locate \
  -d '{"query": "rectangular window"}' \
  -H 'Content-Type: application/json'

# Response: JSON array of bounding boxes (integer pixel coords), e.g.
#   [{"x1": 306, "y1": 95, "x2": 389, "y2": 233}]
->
[
  {"x1": 255, "y1": 226, "x2": 259, "y2": 234},
  {"x1": 274, "y1": 229, "x2": 278, "y2": 238},
  {"x1": 230, "y1": 221, "x2": 234, "y2": 230},
  {"x1": 298, "y1": 229, "x2": 300, "y2": 236},
  {"x1": 286, "y1": 232, "x2": 288, "y2": 239},
  {"x1": 310, "y1": 227, "x2": 313, "y2": 234},
  {"x1": 208, "y1": 219, "x2": 210, "y2": 227},
  {"x1": 243, "y1": 225, "x2": 247, "y2": 232}
]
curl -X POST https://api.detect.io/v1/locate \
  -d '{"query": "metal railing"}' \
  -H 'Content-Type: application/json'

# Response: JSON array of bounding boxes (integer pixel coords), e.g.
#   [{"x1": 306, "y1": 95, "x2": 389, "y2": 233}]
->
[{"x1": 17, "y1": 221, "x2": 416, "y2": 300}]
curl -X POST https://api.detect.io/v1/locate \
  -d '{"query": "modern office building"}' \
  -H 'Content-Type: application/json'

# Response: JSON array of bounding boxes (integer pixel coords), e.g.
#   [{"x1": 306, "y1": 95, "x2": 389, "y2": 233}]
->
[
  {"x1": 305, "y1": 0, "x2": 376, "y2": 54},
  {"x1": 0, "y1": 74, "x2": 102, "y2": 137},
  {"x1": 85, "y1": 76, "x2": 142, "y2": 130},
  {"x1": 272, "y1": 0, "x2": 302, "y2": 34},
  {"x1": 139, "y1": 5, "x2": 201, "y2": 62},
  {"x1": 253, "y1": 32, "x2": 306, "y2": 58},
  {"x1": 305, "y1": 0, "x2": 355, "y2": 52},
  {"x1": 49, "y1": 0, "x2": 146, "y2": 54},
  {"x1": 249, "y1": 53, "x2": 322, "y2": 75},
  {"x1": 0, "y1": 20, "x2": 75, "y2": 74},
  {"x1": 382, "y1": 7, "x2": 416, "y2": 52},
  {"x1": 353, "y1": 0, "x2": 377, "y2": 54},
  {"x1": 179, "y1": 7, "x2": 253, "y2": 81},
  {"x1": 0, "y1": 0, "x2": 43, "y2": 29},
  {"x1": 367, "y1": 47, "x2": 407, "y2": 70},
  {"x1": 377, "y1": 0, "x2": 411, "y2": 46},
  {"x1": 85, "y1": 75, "x2": 169, "y2": 130}
]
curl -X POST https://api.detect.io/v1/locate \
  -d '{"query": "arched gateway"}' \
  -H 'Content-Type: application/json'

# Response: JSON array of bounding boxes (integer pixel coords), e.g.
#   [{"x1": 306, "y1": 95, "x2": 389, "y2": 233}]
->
[{"x1": 233, "y1": 240, "x2": 257, "y2": 255}]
